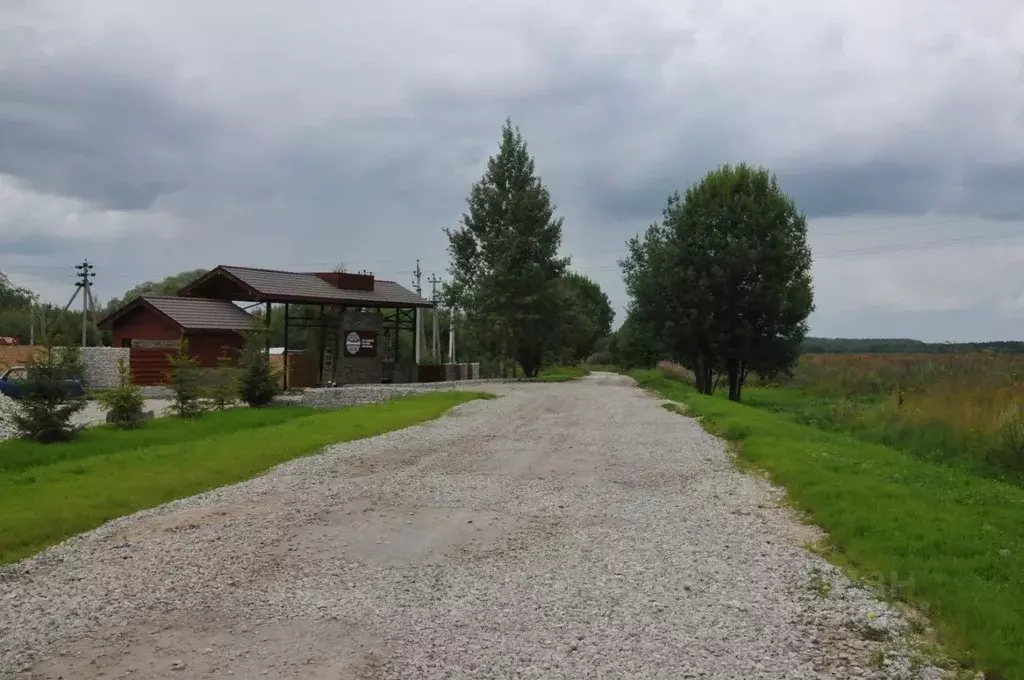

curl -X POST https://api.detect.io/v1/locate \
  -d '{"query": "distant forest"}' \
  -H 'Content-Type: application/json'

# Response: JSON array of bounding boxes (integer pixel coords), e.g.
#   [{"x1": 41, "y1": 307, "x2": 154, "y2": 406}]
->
[{"x1": 802, "y1": 338, "x2": 1024, "y2": 355}]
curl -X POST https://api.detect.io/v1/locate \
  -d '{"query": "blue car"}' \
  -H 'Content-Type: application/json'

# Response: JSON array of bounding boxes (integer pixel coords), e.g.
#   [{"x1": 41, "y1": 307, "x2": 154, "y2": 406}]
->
[{"x1": 0, "y1": 366, "x2": 87, "y2": 399}]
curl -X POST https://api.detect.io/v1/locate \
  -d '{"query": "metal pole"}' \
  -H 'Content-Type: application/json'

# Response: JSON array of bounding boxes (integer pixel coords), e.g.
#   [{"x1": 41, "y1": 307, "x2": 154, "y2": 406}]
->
[
  {"x1": 29, "y1": 302, "x2": 35, "y2": 346},
  {"x1": 265, "y1": 302, "x2": 272, "y2": 355},
  {"x1": 414, "y1": 307, "x2": 421, "y2": 365},
  {"x1": 449, "y1": 308, "x2": 456, "y2": 363},
  {"x1": 433, "y1": 308, "x2": 440, "y2": 361},
  {"x1": 81, "y1": 268, "x2": 88, "y2": 347},
  {"x1": 283, "y1": 303, "x2": 290, "y2": 391}
]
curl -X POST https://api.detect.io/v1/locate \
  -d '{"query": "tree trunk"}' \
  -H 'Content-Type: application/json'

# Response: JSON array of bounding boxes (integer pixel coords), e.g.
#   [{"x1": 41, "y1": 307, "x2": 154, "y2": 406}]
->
[
  {"x1": 726, "y1": 359, "x2": 743, "y2": 402},
  {"x1": 691, "y1": 353, "x2": 715, "y2": 395}
]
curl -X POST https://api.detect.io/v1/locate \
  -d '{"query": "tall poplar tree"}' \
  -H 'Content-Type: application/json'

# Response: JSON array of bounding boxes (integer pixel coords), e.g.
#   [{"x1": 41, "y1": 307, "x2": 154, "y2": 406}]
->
[{"x1": 444, "y1": 119, "x2": 569, "y2": 377}]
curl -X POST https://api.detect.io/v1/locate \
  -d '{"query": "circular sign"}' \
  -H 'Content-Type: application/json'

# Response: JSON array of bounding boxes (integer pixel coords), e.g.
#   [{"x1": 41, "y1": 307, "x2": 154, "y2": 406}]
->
[{"x1": 344, "y1": 331, "x2": 362, "y2": 355}]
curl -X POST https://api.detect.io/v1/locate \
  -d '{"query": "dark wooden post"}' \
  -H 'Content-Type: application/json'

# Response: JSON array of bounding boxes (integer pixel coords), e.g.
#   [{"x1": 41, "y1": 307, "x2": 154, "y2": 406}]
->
[
  {"x1": 264, "y1": 302, "x2": 272, "y2": 356},
  {"x1": 393, "y1": 308, "x2": 401, "y2": 382},
  {"x1": 282, "y1": 302, "x2": 290, "y2": 391},
  {"x1": 317, "y1": 304, "x2": 325, "y2": 385}
]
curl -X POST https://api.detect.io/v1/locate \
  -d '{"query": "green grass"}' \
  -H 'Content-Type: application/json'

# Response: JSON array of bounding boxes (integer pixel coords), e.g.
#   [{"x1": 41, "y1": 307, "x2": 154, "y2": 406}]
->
[
  {"x1": 535, "y1": 365, "x2": 591, "y2": 382},
  {"x1": 633, "y1": 369, "x2": 1024, "y2": 679},
  {"x1": 0, "y1": 391, "x2": 490, "y2": 565},
  {"x1": 743, "y1": 387, "x2": 1024, "y2": 485},
  {"x1": 0, "y1": 407, "x2": 319, "y2": 473}
]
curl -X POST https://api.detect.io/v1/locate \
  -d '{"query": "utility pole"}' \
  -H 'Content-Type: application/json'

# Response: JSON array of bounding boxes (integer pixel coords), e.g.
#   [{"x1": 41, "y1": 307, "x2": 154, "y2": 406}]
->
[
  {"x1": 427, "y1": 274, "x2": 443, "y2": 362},
  {"x1": 413, "y1": 259, "x2": 423, "y2": 365},
  {"x1": 412, "y1": 259, "x2": 423, "y2": 297},
  {"x1": 67, "y1": 259, "x2": 95, "y2": 347}
]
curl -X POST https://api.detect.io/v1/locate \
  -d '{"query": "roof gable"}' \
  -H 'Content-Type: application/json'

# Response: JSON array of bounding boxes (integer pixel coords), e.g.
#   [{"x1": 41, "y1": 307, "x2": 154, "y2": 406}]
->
[
  {"x1": 181, "y1": 265, "x2": 432, "y2": 308},
  {"x1": 99, "y1": 296, "x2": 256, "y2": 332}
]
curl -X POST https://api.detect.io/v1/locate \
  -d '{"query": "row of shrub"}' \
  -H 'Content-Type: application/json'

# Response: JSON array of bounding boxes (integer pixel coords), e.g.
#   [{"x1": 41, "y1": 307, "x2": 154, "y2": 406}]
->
[{"x1": 5, "y1": 332, "x2": 281, "y2": 444}]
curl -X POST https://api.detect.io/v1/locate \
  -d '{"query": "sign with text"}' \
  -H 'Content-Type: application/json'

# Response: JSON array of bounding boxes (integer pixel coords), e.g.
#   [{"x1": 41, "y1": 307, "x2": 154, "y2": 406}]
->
[{"x1": 342, "y1": 330, "x2": 377, "y2": 358}]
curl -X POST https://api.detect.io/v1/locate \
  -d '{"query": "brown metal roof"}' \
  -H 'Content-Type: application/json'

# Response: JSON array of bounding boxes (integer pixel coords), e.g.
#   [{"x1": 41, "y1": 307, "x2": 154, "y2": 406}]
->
[
  {"x1": 184, "y1": 265, "x2": 433, "y2": 308},
  {"x1": 99, "y1": 296, "x2": 256, "y2": 332},
  {"x1": 145, "y1": 296, "x2": 256, "y2": 330}
]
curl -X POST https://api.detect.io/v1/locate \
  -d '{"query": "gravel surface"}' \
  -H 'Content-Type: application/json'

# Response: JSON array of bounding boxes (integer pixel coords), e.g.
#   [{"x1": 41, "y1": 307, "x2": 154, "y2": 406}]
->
[
  {"x1": 0, "y1": 373, "x2": 948, "y2": 679},
  {"x1": 275, "y1": 379, "x2": 509, "y2": 409}
]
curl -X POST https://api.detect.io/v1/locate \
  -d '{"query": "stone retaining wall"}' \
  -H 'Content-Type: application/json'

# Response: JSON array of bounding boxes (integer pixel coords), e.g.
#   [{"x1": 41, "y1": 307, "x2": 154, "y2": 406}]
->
[{"x1": 80, "y1": 347, "x2": 129, "y2": 389}]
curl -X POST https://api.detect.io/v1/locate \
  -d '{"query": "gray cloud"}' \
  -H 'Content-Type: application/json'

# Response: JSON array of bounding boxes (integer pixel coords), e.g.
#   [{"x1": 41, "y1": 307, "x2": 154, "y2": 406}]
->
[{"x1": 1, "y1": 0, "x2": 1023, "y2": 341}]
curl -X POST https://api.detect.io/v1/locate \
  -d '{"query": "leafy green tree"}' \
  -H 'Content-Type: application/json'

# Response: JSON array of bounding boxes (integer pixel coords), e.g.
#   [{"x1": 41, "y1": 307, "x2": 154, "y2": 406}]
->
[
  {"x1": 554, "y1": 273, "x2": 614, "y2": 364},
  {"x1": 608, "y1": 311, "x2": 668, "y2": 369},
  {"x1": 8, "y1": 340, "x2": 87, "y2": 443},
  {"x1": 443, "y1": 119, "x2": 570, "y2": 378},
  {"x1": 105, "y1": 269, "x2": 209, "y2": 312},
  {"x1": 0, "y1": 273, "x2": 33, "y2": 310},
  {"x1": 620, "y1": 163, "x2": 813, "y2": 401}
]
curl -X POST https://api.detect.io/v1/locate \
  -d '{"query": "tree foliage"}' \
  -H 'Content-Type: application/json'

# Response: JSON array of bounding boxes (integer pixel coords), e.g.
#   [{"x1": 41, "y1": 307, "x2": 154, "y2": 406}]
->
[
  {"x1": 105, "y1": 269, "x2": 209, "y2": 312},
  {"x1": 167, "y1": 340, "x2": 206, "y2": 418},
  {"x1": 620, "y1": 163, "x2": 813, "y2": 401},
  {"x1": 238, "y1": 324, "x2": 280, "y2": 407},
  {"x1": 443, "y1": 119, "x2": 571, "y2": 378},
  {"x1": 97, "y1": 357, "x2": 148, "y2": 429},
  {"x1": 0, "y1": 271, "x2": 107, "y2": 346},
  {"x1": 553, "y1": 273, "x2": 615, "y2": 364},
  {"x1": 8, "y1": 341, "x2": 87, "y2": 443}
]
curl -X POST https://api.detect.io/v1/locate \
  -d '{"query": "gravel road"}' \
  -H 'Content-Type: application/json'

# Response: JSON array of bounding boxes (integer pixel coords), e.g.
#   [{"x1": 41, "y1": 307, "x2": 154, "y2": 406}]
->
[{"x1": 0, "y1": 373, "x2": 944, "y2": 679}]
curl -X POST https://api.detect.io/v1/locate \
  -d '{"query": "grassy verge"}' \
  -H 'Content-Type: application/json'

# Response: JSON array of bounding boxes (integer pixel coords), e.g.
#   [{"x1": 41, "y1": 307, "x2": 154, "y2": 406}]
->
[
  {"x1": 743, "y1": 387, "x2": 1024, "y2": 485},
  {"x1": 535, "y1": 365, "x2": 591, "y2": 382},
  {"x1": 0, "y1": 391, "x2": 489, "y2": 565},
  {"x1": 0, "y1": 407, "x2": 319, "y2": 473},
  {"x1": 634, "y1": 369, "x2": 1024, "y2": 679}
]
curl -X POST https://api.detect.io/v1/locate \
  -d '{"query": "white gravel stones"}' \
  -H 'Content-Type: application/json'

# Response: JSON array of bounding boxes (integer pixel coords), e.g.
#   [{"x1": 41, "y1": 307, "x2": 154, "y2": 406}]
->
[
  {"x1": 0, "y1": 374, "x2": 949, "y2": 678},
  {"x1": 79, "y1": 347, "x2": 130, "y2": 390},
  {"x1": 276, "y1": 379, "x2": 508, "y2": 409},
  {"x1": 0, "y1": 393, "x2": 16, "y2": 440}
]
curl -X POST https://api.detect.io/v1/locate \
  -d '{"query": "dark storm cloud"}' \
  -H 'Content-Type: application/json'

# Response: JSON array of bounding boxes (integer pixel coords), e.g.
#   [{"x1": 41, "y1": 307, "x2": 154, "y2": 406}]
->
[
  {"x1": 2, "y1": 0, "x2": 1023, "y2": 340},
  {"x1": 0, "y1": 232, "x2": 67, "y2": 256},
  {"x1": 0, "y1": 60, "x2": 217, "y2": 210}
]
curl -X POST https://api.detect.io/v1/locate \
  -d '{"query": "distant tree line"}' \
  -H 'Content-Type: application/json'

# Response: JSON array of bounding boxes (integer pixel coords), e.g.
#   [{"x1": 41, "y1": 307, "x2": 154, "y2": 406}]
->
[
  {"x1": 802, "y1": 338, "x2": 1024, "y2": 355},
  {"x1": 0, "y1": 272, "x2": 105, "y2": 347}
]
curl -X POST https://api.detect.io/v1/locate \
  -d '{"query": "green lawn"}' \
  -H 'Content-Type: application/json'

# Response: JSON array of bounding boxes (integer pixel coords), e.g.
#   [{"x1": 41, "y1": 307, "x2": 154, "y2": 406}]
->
[
  {"x1": 634, "y1": 370, "x2": 1024, "y2": 679},
  {"x1": 0, "y1": 407, "x2": 319, "y2": 473},
  {"x1": 742, "y1": 387, "x2": 1024, "y2": 485},
  {"x1": 535, "y1": 365, "x2": 591, "y2": 382},
  {"x1": 0, "y1": 391, "x2": 489, "y2": 565}
]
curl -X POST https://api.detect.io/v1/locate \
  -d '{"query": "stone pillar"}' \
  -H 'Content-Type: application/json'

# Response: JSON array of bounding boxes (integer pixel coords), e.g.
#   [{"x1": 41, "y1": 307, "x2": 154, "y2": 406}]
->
[{"x1": 334, "y1": 310, "x2": 384, "y2": 385}]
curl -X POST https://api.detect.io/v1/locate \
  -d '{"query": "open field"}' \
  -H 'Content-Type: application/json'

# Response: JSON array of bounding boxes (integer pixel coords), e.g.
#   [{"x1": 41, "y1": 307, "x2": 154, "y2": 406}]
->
[
  {"x1": 0, "y1": 392, "x2": 488, "y2": 564},
  {"x1": 754, "y1": 353, "x2": 1024, "y2": 482},
  {"x1": 636, "y1": 367, "x2": 1024, "y2": 679}
]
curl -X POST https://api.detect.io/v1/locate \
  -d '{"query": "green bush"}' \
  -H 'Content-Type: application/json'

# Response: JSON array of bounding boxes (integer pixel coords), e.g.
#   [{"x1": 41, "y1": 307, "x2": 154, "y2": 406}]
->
[
  {"x1": 238, "y1": 327, "x2": 280, "y2": 407},
  {"x1": 9, "y1": 342, "x2": 87, "y2": 443},
  {"x1": 206, "y1": 350, "x2": 240, "y2": 411},
  {"x1": 97, "y1": 357, "x2": 147, "y2": 429},
  {"x1": 167, "y1": 341, "x2": 206, "y2": 418}
]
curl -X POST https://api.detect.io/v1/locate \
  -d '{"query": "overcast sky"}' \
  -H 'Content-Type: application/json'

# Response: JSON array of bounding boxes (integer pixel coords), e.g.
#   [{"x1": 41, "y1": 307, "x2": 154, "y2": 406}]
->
[{"x1": 2, "y1": 1, "x2": 1024, "y2": 341}]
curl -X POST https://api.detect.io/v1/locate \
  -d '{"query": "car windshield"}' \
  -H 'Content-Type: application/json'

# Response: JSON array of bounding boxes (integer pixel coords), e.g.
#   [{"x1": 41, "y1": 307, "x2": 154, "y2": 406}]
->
[{"x1": 5, "y1": 368, "x2": 27, "y2": 380}]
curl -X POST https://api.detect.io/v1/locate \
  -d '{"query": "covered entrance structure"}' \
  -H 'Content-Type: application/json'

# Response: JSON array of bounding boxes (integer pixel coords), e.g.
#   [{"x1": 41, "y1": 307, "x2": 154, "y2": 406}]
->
[{"x1": 179, "y1": 265, "x2": 433, "y2": 389}]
